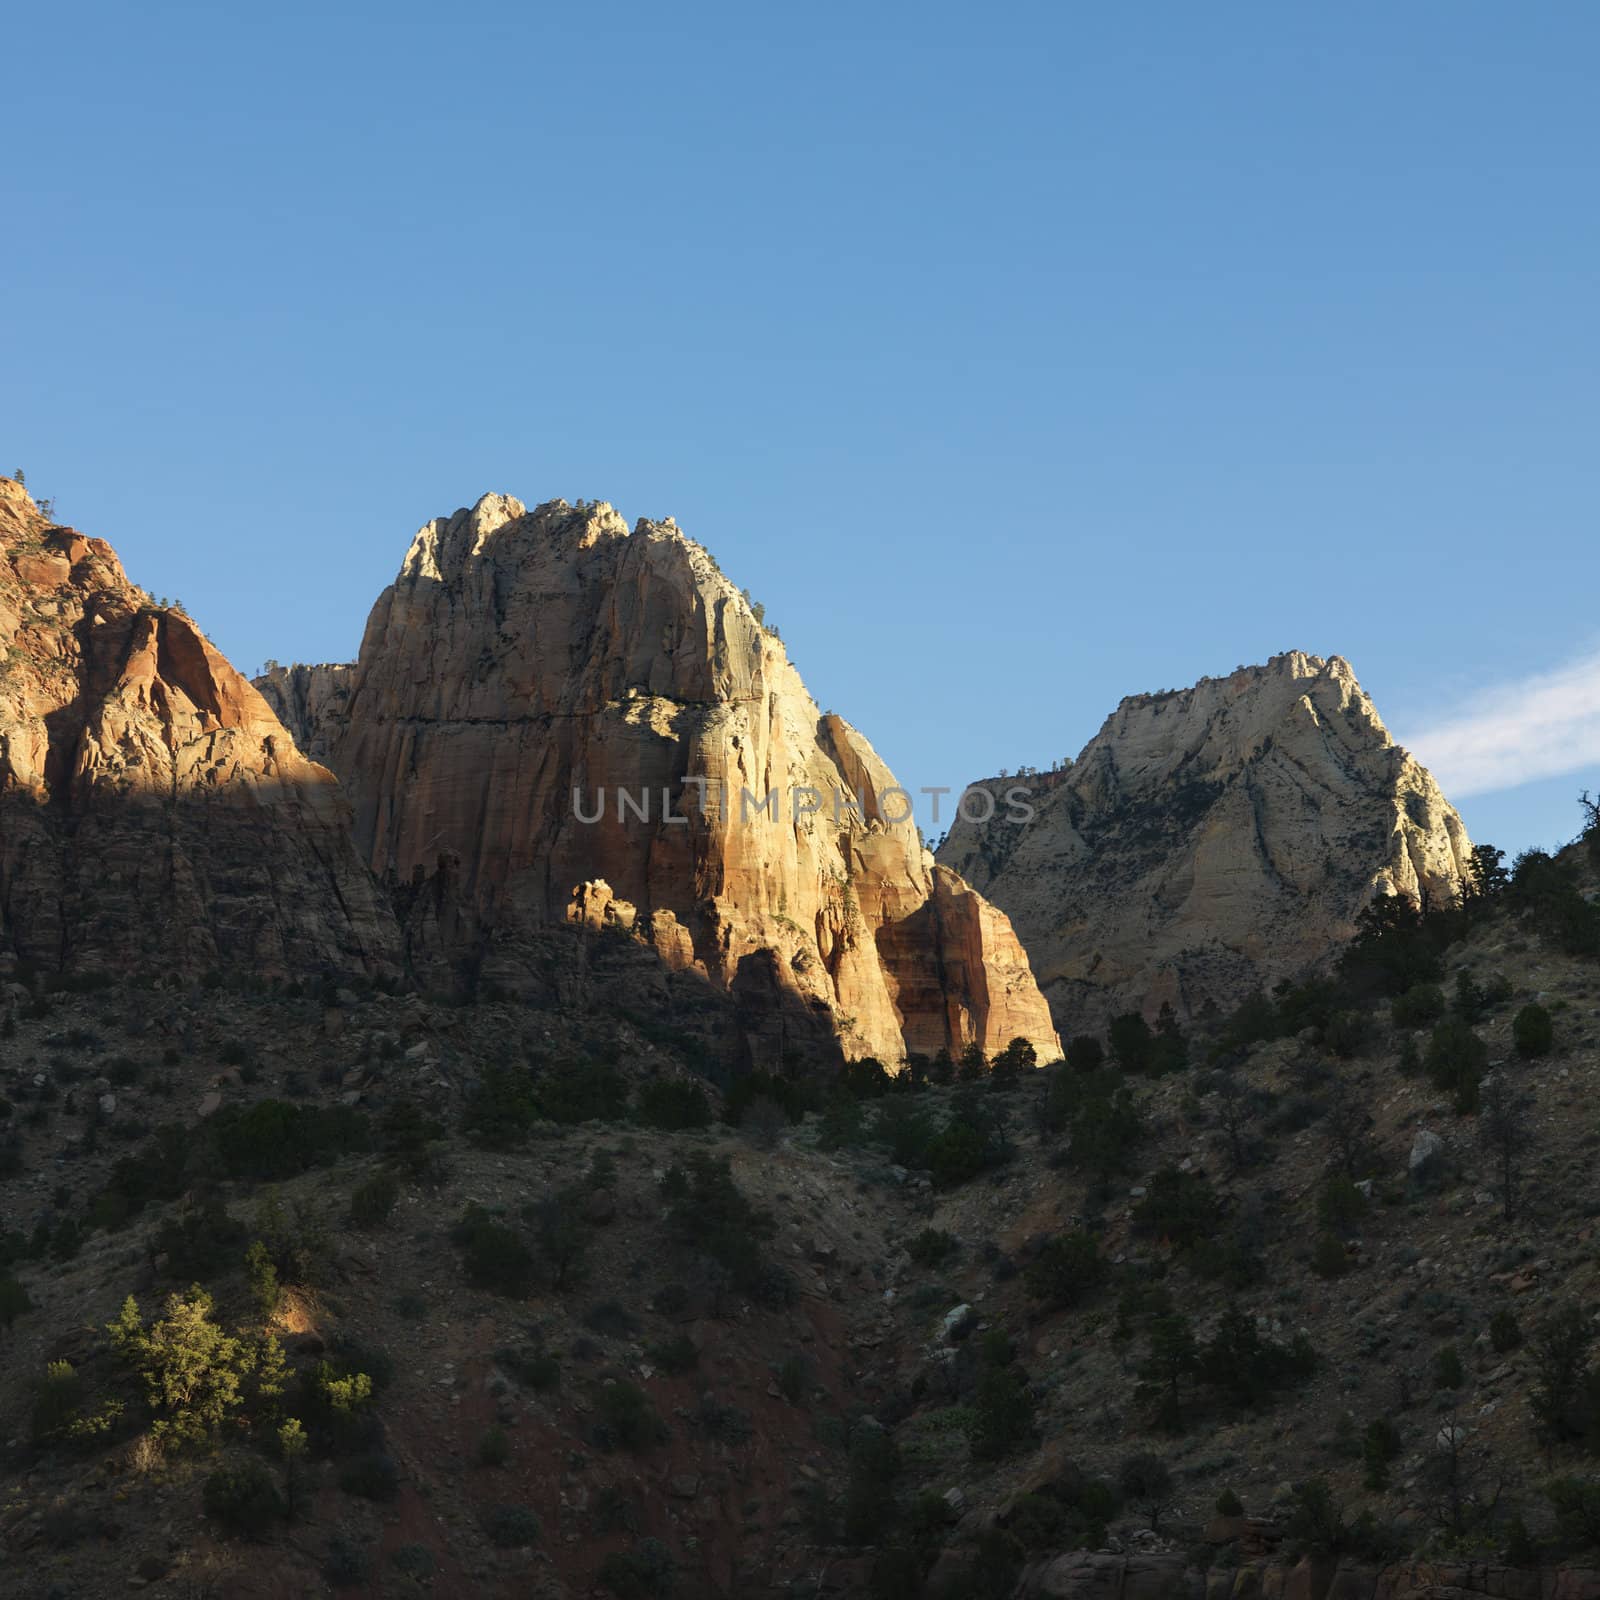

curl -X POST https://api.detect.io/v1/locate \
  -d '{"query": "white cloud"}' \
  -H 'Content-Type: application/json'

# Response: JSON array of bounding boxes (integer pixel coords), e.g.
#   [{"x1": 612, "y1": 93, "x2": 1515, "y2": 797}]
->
[{"x1": 1403, "y1": 647, "x2": 1600, "y2": 798}]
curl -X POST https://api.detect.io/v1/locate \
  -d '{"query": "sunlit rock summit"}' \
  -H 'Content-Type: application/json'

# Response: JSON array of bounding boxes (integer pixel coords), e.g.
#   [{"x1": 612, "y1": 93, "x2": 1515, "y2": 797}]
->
[
  {"x1": 260, "y1": 493, "x2": 1059, "y2": 1064},
  {"x1": 938, "y1": 651, "x2": 1472, "y2": 1031}
]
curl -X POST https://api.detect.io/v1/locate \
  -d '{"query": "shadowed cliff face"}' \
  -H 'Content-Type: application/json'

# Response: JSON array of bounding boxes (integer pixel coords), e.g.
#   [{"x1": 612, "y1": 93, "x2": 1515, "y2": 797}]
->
[
  {"x1": 260, "y1": 494, "x2": 1059, "y2": 1064},
  {"x1": 0, "y1": 477, "x2": 401, "y2": 981},
  {"x1": 939, "y1": 652, "x2": 1472, "y2": 1032}
]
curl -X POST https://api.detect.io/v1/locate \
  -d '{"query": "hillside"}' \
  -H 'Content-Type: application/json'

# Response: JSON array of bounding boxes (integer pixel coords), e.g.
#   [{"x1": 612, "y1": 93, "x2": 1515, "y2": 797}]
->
[{"x1": 5, "y1": 804, "x2": 1600, "y2": 1598}]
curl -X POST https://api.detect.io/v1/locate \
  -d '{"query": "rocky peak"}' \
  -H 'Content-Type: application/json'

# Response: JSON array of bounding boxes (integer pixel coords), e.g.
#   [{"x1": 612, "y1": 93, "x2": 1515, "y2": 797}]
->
[
  {"x1": 938, "y1": 651, "x2": 1471, "y2": 1032},
  {"x1": 261, "y1": 493, "x2": 1059, "y2": 1064},
  {"x1": 0, "y1": 482, "x2": 399, "y2": 980}
]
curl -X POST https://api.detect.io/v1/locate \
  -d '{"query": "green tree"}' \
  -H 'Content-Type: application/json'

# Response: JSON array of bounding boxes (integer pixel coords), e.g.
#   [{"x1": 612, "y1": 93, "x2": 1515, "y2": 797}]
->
[
  {"x1": 1108, "y1": 1012, "x2": 1154, "y2": 1073},
  {"x1": 1478, "y1": 1073, "x2": 1530, "y2": 1222},
  {"x1": 1363, "y1": 1416, "x2": 1401, "y2": 1490},
  {"x1": 1065, "y1": 1036, "x2": 1104, "y2": 1073},
  {"x1": 0, "y1": 1274, "x2": 32, "y2": 1333},
  {"x1": 1132, "y1": 1167, "x2": 1222, "y2": 1250},
  {"x1": 989, "y1": 1036, "x2": 1038, "y2": 1085},
  {"x1": 1023, "y1": 1231, "x2": 1107, "y2": 1311},
  {"x1": 531, "y1": 1187, "x2": 587, "y2": 1290},
  {"x1": 246, "y1": 1240, "x2": 281, "y2": 1321},
  {"x1": 1513, "y1": 1003, "x2": 1554, "y2": 1059},
  {"x1": 1118, "y1": 1452, "x2": 1174, "y2": 1531},
  {"x1": 1529, "y1": 1304, "x2": 1595, "y2": 1445},
  {"x1": 279, "y1": 1418, "x2": 310, "y2": 1521},
  {"x1": 1465, "y1": 843, "x2": 1510, "y2": 905},
  {"x1": 1136, "y1": 1313, "x2": 1200, "y2": 1432},
  {"x1": 108, "y1": 1288, "x2": 251, "y2": 1448},
  {"x1": 1425, "y1": 1018, "x2": 1488, "y2": 1113},
  {"x1": 1150, "y1": 1004, "x2": 1188, "y2": 1074},
  {"x1": 1434, "y1": 1344, "x2": 1464, "y2": 1390}
]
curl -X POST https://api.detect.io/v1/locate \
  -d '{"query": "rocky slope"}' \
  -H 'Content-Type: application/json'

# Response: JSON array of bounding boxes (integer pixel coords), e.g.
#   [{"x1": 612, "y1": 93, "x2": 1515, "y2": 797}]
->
[
  {"x1": 938, "y1": 653, "x2": 1471, "y2": 1031},
  {"x1": 0, "y1": 477, "x2": 400, "y2": 982},
  {"x1": 260, "y1": 494, "x2": 1058, "y2": 1065}
]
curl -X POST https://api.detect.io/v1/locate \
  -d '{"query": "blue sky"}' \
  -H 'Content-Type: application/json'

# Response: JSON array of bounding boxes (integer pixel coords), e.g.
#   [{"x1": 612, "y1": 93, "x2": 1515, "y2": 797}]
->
[{"x1": 6, "y1": 3, "x2": 1597, "y2": 858}]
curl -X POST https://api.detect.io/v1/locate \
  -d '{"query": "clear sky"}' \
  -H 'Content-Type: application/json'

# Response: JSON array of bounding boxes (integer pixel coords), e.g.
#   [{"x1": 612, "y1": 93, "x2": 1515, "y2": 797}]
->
[{"x1": 6, "y1": 3, "x2": 1597, "y2": 859}]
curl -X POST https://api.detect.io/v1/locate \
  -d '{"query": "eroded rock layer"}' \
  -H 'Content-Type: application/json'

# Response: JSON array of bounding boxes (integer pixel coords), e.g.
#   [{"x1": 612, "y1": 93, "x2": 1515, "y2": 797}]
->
[
  {"x1": 260, "y1": 494, "x2": 1058, "y2": 1063},
  {"x1": 0, "y1": 478, "x2": 400, "y2": 981},
  {"x1": 938, "y1": 652, "x2": 1471, "y2": 1031}
]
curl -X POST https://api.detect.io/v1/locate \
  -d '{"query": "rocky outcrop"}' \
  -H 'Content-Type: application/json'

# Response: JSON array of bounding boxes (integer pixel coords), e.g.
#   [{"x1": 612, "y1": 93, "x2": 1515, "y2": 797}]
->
[
  {"x1": 938, "y1": 653, "x2": 1471, "y2": 1032},
  {"x1": 254, "y1": 660, "x2": 354, "y2": 767},
  {"x1": 259, "y1": 493, "x2": 1058, "y2": 1063},
  {"x1": 0, "y1": 478, "x2": 400, "y2": 981}
]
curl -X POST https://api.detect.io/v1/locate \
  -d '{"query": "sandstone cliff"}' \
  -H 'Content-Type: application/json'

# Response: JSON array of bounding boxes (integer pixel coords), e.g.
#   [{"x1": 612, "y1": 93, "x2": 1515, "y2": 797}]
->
[
  {"x1": 259, "y1": 494, "x2": 1058, "y2": 1064},
  {"x1": 0, "y1": 478, "x2": 400, "y2": 981},
  {"x1": 937, "y1": 652, "x2": 1471, "y2": 1032}
]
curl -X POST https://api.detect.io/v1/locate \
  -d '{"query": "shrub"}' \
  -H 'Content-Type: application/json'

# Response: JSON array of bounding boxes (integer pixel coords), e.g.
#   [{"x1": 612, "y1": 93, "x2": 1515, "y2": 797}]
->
[
  {"x1": 1425, "y1": 1019, "x2": 1488, "y2": 1113},
  {"x1": 155, "y1": 1199, "x2": 247, "y2": 1279},
  {"x1": 1514, "y1": 1004, "x2": 1554, "y2": 1059},
  {"x1": 595, "y1": 1381, "x2": 667, "y2": 1451},
  {"x1": 1065, "y1": 1037, "x2": 1105, "y2": 1073},
  {"x1": 1317, "y1": 1176, "x2": 1369, "y2": 1233},
  {"x1": 1547, "y1": 1477, "x2": 1600, "y2": 1548},
  {"x1": 338, "y1": 1451, "x2": 400, "y2": 1501},
  {"x1": 451, "y1": 1205, "x2": 536, "y2": 1296},
  {"x1": 636, "y1": 1080, "x2": 712, "y2": 1130},
  {"x1": 31, "y1": 1360, "x2": 86, "y2": 1445},
  {"x1": 202, "y1": 1461, "x2": 284, "y2": 1540},
  {"x1": 971, "y1": 1347, "x2": 1035, "y2": 1461},
  {"x1": 462, "y1": 1064, "x2": 540, "y2": 1148},
  {"x1": 776, "y1": 1351, "x2": 813, "y2": 1404},
  {"x1": 597, "y1": 1537, "x2": 675, "y2": 1597},
  {"x1": 1118, "y1": 1452, "x2": 1174, "y2": 1530},
  {"x1": 1434, "y1": 1345, "x2": 1465, "y2": 1390},
  {"x1": 1108, "y1": 1012, "x2": 1155, "y2": 1073},
  {"x1": 584, "y1": 1299, "x2": 640, "y2": 1339},
  {"x1": 1216, "y1": 1488, "x2": 1244, "y2": 1516},
  {"x1": 390, "y1": 1544, "x2": 437, "y2": 1580},
  {"x1": 477, "y1": 1425, "x2": 511, "y2": 1467},
  {"x1": 1132, "y1": 1168, "x2": 1222, "y2": 1250},
  {"x1": 349, "y1": 1169, "x2": 400, "y2": 1228},
  {"x1": 0, "y1": 1273, "x2": 34, "y2": 1332},
  {"x1": 907, "y1": 1228, "x2": 959, "y2": 1269},
  {"x1": 662, "y1": 1153, "x2": 788, "y2": 1304},
  {"x1": 1491, "y1": 1309, "x2": 1523, "y2": 1353},
  {"x1": 1312, "y1": 1233, "x2": 1350, "y2": 1279},
  {"x1": 925, "y1": 1120, "x2": 993, "y2": 1189},
  {"x1": 1024, "y1": 1230, "x2": 1108, "y2": 1310},
  {"x1": 323, "y1": 1533, "x2": 372, "y2": 1587},
  {"x1": 497, "y1": 1346, "x2": 560, "y2": 1390},
  {"x1": 538, "y1": 1064, "x2": 628, "y2": 1125},
  {"x1": 211, "y1": 1099, "x2": 368, "y2": 1179},
  {"x1": 1200, "y1": 1305, "x2": 1316, "y2": 1408},
  {"x1": 843, "y1": 1421, "x2": 901, "y2": 1541},
  {"x1": 1362, "y1": 1416, "x2": 1402, "y2": 1490},
  {"x1": 647, "y1": 1334, "x2": 699, "y2": 1375},
  {"x1": 1391, "y1": 985, "x2": 1445, "y2": 1029}
]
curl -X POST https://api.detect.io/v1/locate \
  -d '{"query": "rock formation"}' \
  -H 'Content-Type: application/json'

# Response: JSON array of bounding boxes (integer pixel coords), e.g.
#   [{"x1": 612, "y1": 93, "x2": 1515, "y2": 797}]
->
[
  {"x1": 260, "y1": 493, "x2": 1058, "y2": 1064},
  {"x1": 937, "y1": 652, "x2": 1471, "y2": 1033},
  {"x1": 0, "y1": 477, "x2": 400, "y2": 981}
]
